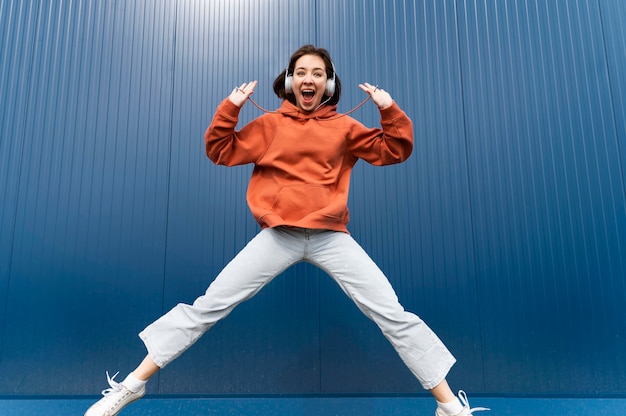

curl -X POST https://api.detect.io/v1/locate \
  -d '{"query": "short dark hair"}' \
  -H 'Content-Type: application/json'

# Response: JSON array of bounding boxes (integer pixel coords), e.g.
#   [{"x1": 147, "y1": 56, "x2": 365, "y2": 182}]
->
[{"x1": 273, "y1": 45, "x2": 342, "y2": 106}]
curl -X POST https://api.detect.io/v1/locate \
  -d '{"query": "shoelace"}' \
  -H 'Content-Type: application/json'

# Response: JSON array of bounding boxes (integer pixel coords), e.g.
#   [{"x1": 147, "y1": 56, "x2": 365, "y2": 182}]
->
[
  {"x1": 101, "y1": 371, "x2": 126, "y2": 397},
  {"x1": 458, "y1": 390, "x2": 490, "y2": 414}
]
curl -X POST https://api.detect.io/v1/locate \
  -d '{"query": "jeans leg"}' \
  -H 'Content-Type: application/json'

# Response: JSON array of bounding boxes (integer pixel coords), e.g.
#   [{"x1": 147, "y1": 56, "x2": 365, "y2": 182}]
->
[
  {"x1": 308, "y1": 231, "x2": 456, "y2": 390},
  {"x1": 139, "y1": 228, "x2": 303, "y2": 368}
]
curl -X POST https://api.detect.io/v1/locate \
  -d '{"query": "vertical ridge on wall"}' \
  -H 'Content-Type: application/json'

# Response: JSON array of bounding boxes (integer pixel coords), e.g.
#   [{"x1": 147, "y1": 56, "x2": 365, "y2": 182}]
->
[{"x1": 160, "y1": 0, "x2": 179, "y2": 331}]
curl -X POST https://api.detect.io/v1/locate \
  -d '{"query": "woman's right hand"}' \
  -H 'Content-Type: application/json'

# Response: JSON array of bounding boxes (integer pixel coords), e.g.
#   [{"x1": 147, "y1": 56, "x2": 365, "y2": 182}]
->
[{"x1": 229, "y1": 81, "x2": 258, "y2": 107}]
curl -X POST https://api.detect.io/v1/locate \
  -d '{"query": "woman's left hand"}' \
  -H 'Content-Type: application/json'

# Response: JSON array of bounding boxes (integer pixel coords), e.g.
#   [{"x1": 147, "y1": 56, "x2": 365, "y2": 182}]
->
[{"x1": 359, "y1": 82, "x2": 393, "y2": 110}]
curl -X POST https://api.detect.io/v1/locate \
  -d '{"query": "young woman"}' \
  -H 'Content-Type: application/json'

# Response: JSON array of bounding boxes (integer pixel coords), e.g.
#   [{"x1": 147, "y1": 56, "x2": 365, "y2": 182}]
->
[{"x1": 85, "y1": 45, "x2": 487, "y2": 416}]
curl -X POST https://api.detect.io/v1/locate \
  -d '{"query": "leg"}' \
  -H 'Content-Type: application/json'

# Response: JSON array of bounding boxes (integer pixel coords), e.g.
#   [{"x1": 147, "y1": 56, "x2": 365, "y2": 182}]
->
[
  {"x1": 430, "y1": 379, "x2": 457, "y2": 403},
  {"x1": 139, "y1": 227, "x2": 303, "y2": 368},
  {"x1": 305, "y1": 232, "x2": 490, "y2": 414},
  {"x1": 85, "y1": 228, "x2": 305, "y2": 416},
  {"x1": 131, "y1": 355, "x2": 160, "y2": 381},
  {"x1": 307, "y1": 231, "x2": 456, "y2": 390}
]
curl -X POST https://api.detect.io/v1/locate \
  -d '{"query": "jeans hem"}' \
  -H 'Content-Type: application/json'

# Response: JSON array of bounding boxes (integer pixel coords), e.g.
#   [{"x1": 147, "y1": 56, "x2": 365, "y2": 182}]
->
[{"x1": 421, "y1": 356, "x2": 456, "y2": 390}]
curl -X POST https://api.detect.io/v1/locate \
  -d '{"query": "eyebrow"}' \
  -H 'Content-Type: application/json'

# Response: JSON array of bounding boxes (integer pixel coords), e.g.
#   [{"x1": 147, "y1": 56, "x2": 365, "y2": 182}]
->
[{"x1": 295, "y1": 66, "x2": 325, "y2": 72}]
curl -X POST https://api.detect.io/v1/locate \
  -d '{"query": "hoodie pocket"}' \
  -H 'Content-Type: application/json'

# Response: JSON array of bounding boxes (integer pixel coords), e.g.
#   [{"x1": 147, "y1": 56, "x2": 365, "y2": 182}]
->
[{"x1": 271, "y1": 185, "x2": 333, "y2": 221}]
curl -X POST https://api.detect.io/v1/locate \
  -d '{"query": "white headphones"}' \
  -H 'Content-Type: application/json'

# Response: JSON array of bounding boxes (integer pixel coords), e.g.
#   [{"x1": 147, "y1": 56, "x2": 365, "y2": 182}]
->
[{"x1": 285, "y1": 61, "x2": 336, "y2": 96}]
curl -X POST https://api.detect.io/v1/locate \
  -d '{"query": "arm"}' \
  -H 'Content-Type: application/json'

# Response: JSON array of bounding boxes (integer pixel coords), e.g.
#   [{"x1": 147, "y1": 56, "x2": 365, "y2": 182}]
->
[
  {"x1": 204, "y1": 81, "x2": 265, "y2": 166},
  {"x1": 348, "y1": 84, "x2": 414, "y2": 165}
]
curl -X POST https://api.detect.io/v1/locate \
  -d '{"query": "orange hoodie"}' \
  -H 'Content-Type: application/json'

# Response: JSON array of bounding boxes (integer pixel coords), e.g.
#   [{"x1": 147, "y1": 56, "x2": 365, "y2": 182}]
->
[{"x1": 205, "y1": 98, "x2": 413, "y2": 233}]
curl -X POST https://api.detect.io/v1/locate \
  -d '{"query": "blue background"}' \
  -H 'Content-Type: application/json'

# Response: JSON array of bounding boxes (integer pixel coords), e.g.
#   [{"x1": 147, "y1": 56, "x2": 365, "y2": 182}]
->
[{"x1": 0, "y1": 0, "x2": 624, "y2": 397}]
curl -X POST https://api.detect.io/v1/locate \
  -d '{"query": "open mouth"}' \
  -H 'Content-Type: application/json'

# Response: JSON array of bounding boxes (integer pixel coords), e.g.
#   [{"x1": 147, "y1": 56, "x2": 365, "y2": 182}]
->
[{"x1": 301, "y1": 89, "x2": 315, "y2": 104}]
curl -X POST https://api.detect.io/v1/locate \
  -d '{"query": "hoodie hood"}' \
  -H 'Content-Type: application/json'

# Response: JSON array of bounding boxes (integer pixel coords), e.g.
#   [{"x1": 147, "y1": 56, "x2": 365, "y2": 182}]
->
[{"x1": 276, "y1": 99, "x2": 338, "y2": 120}]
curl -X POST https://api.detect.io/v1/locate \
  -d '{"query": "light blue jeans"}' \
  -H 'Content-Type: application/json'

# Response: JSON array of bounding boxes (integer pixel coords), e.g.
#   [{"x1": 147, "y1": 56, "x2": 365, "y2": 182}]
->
[{"x1": 139, "y1": 227, "x2": 455, "y2": 390}]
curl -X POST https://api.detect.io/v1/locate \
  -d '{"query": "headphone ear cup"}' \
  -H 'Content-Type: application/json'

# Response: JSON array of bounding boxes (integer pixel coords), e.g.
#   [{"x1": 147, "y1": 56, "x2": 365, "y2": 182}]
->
[
  {"x1": 325, "y1": 61, "x2": 337, "y2": 96},
  {"x1": 325, "y1": 78, "x2": 335, "y2": 96},
  {"x1": 285, "y1": 73, "x2": 293, "y2": 94}
]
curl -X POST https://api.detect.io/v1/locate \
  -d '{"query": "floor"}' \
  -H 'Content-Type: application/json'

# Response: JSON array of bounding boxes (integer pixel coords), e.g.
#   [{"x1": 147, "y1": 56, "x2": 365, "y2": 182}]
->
[{"x1": 0, "y1": 396, "x2": 624, "y2": 416}]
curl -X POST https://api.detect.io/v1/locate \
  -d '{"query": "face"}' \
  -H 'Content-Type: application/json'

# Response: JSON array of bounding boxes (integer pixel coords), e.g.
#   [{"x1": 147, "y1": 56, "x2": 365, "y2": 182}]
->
[{"x1": 291, "y1": 54, "x2": 328, "y2": 112}]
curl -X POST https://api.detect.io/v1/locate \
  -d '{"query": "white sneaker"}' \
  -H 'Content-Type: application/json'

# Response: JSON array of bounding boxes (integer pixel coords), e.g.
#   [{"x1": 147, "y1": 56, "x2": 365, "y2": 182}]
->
[
  {"x1": 435, "y1": 390, "x2": 490, "y2": 416},
  {"x1": 84, "y1": 371, "x2": 146, "y2": 416}
]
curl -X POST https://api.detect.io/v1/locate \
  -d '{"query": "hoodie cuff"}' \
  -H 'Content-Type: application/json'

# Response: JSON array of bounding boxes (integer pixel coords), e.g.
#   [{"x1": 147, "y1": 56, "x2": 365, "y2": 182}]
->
[
  {"x1": 218, "y1": 98, "x2": 243, "y2": 120},
  {"x1": 379, "y1": 101, "x2": 403, "y2": 120}
]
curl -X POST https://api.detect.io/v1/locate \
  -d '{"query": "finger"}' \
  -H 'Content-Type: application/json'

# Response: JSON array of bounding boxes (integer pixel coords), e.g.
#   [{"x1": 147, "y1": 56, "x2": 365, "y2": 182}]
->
[
  {"x1": 358, "y1": 83, "x2": 373, "y2": 93},
  {"x1": 358, "y1": 83, "x2": 379, "y2": 95},
  {"x1": 239, "y1": 83, "x2": 251, "y2": 94},
  {"x1": 238, "y1": 81, "x2": 258, "y2": 96},
  {"x1": 246, "y1": 80, "x2": 258, "y2": 94}
]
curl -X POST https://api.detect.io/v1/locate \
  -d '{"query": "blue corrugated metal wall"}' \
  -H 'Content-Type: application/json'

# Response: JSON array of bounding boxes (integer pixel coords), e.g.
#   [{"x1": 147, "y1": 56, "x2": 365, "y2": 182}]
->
[{"x1": 0, "y1": 0, "x2": 624, "y2": 396}]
